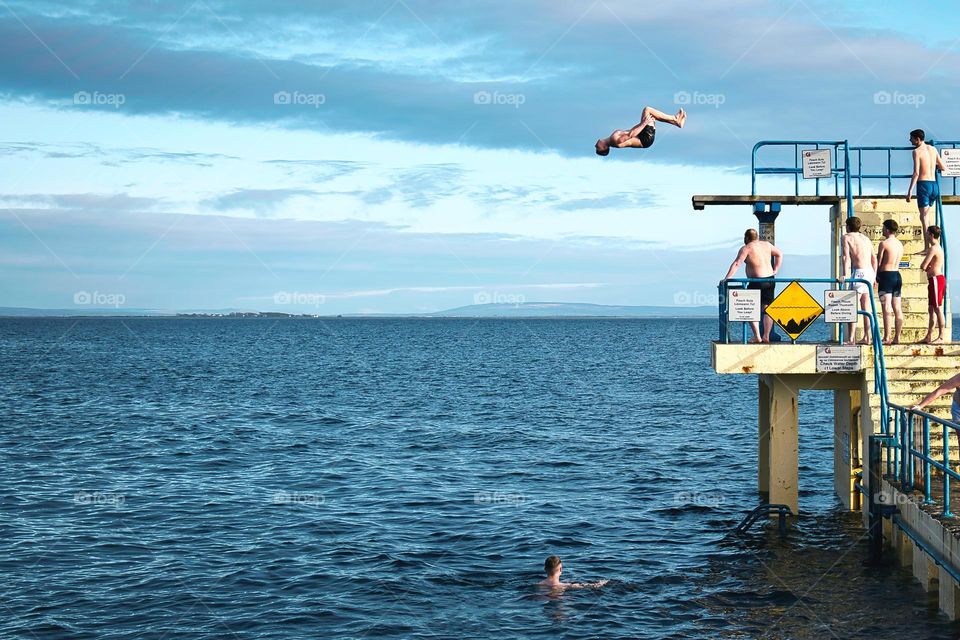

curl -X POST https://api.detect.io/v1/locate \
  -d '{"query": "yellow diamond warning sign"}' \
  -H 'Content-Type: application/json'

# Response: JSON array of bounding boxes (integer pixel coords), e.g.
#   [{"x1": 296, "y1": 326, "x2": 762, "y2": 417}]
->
[{"x1": 765, "y1": 281, "x2": 823, "y2": 340}]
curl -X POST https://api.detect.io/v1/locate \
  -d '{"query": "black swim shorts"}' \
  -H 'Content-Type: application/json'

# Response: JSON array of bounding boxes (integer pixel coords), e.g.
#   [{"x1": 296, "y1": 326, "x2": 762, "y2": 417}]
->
[
  {"x1": 877, "y1": 270, "x2": 902, "y2": 297},
  {"x1": 638, "y1": 125, "x2": 655, "y2": 148},
  {"x1": 747, "y1": 276, "x2": 776, "y2": 306}
]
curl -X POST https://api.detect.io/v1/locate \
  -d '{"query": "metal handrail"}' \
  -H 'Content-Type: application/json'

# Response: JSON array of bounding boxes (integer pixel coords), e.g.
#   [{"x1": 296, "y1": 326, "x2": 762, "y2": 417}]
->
[
  {"x1": 885, "y1": 403, "x2": 960, "y2": 518},
  {"x1": 751, "y1": 140, "x2": 847, "y2": 198}
]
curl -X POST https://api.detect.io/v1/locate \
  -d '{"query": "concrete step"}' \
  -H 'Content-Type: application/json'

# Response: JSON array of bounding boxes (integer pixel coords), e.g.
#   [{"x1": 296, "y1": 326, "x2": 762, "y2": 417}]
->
[
  {"x1": 877, "y1": 352, "x2": 960, "y2": 369},
  {"x1": 882, "y1": 344, "x2": 960, "y2": 357},
  {"x1": 887, "y1": 379, "x2": 957, "y2": 394},
  {"x1": 886, "y1": 392, "x2": 953, "y2": 407}
]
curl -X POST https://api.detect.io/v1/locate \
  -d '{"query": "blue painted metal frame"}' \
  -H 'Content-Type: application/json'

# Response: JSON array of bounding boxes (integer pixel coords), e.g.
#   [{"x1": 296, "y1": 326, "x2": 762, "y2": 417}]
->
[{"x1": 751, "y1": 140, "x2": 853, "y2": 219}]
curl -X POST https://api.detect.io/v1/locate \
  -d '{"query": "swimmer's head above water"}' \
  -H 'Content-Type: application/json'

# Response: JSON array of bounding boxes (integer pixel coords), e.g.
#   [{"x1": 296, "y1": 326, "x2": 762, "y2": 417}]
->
[{"x1": 538, "y1": 555, "x2": 608, "y2": 590}]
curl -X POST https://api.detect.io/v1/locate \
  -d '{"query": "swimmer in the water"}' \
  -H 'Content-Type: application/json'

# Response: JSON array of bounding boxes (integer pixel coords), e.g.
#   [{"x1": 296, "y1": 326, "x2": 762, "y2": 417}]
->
[
  {"x1": 595, "y1": 106, "x2": 686, "y2": 156},
  {"x1": 537, "y1": 556, "x2": 609, "y2": 589}
]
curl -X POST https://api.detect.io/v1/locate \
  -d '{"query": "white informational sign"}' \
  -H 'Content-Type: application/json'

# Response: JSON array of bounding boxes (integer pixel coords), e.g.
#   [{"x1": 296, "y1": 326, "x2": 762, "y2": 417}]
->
[
  {"x1": 943, "y1": 148, "x2": 960, "y2": 177},
  {"x1": 727, "y1": 289, "x2": 761, "y2": 322},
  {"x1": 823, "y1": 289, "x2": 859, "y2": 323},
  {"x1": 816, "y1": 345, "x2": 861, "y2": 372},
  {"x1": 802, "y1": 149, "x2": 832, "y2": 179}
]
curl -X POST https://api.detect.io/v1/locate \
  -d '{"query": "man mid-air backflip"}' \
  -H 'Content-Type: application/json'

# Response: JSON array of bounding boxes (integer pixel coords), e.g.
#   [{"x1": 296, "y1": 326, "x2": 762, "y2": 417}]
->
[{"x1": 595, "y1": 106, "x2": 686, "y2": 155}]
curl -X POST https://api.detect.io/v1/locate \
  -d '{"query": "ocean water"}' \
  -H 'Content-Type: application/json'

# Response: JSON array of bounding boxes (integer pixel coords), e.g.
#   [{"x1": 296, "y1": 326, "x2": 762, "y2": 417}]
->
[{"x1": 1, "y1": 317, "x2": 958, "y2": 639}]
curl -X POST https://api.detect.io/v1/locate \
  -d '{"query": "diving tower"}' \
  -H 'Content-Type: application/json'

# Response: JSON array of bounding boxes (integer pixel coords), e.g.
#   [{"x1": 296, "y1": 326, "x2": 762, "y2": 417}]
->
[{"x1": 698, "y1": 139, "x2": 960, "y2": 619}]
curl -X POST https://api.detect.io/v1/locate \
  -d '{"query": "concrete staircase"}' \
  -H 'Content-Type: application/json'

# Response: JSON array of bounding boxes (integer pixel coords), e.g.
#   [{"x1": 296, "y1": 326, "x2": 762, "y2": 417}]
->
[
  {"x1": 866, "y1": 345, "x2": 960, "y2": 477},
  {"x1": 840, "y1": 199, "x2": 957, "y2": 474}
]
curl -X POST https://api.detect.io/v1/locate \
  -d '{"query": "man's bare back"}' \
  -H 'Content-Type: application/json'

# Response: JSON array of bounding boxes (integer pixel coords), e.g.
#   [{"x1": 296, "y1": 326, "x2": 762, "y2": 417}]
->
[
  {"x1": 877, "y1": 235, "x2": 904, "y2": 272},
  {"x1": 842, "y1": 232, "x2": 874, "y2": 270},
  {"x1": 728, "y1": 240, "x2": 775, "y2": 279},
  {"x1": 914, "y1": 142, "x2": 941, "y2": 182}
]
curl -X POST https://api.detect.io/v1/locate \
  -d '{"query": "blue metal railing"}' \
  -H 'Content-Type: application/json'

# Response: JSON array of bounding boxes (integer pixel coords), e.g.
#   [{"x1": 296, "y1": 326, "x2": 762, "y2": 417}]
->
[
  {"x1": 718, "y1": 277, "x2": 889, "y2": 424},
  {"x1": 885, "y1": 403, "x2": 960, "y2": 518},
  {"x1": 751, "y1": 140, "x2": 854, "y2": 222},
  {"x1": 848, "y1": 142, "x2": 960, "y2": 198}
]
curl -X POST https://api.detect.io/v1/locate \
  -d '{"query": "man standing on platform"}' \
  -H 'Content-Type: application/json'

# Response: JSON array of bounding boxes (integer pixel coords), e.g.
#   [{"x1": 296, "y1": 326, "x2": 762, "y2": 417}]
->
[
  {"x1": 876, "y1": 219, "x2": 905, "y2": 345},
  {"x1": 839, "y1": 216, "x2": 877, "y2": 345},
  {"x1": 723, "y1": 228, "x2": 783, "y2": 344},
  {"x1": 906, "y1": 128, "x2": 945, "y2": 252},
  {"x1": 920, "y1": 225, "x2": 946, "y2": 344}
]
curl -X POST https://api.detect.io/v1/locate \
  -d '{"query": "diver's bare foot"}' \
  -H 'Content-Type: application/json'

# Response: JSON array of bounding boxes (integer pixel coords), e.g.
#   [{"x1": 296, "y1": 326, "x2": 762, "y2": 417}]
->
[
  {"x1": 920, "y1": 335, "x2": 933, "y2": 344},
  {"x1": 676, "y1": 108, "x2": 686, "y2": 128},
  {"x1": 748, "y1": 337, "x2": 762, "y2": 344},
  {"x1": 883, "y1": 339, "x2": 893, "y2": 345},
  {"x1": 931, "y1": 337, "x2": 945, "y2": 344}
]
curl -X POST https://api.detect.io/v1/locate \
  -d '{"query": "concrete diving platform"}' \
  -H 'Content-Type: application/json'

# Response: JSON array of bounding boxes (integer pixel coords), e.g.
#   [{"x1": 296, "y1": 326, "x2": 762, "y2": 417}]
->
[{"x1": 692, "y1": 193, "x2": 960, "y2": 210}]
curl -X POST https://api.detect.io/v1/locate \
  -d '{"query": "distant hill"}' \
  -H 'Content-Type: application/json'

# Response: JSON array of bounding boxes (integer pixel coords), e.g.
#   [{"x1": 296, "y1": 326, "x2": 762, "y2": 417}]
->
[
  {"x1": 0, "y1": 306, "x2": 175, "y2": 317},
  {"x1": 430, "y1": 302, "x2": 716, "y2": 318}
]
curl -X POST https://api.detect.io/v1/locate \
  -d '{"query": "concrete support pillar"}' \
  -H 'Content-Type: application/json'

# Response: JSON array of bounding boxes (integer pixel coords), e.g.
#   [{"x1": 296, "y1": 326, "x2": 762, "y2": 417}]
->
[
  {"x1": 762, "y1": 374, "x2": 799, "y2": 514},
  {"x1": 893, "y1": 526, "x2": 913, "y2": 567},
  {"x1": 833, "y1": 389, "x2": 860, "y2": 510},
  {"x1": 913, "y1": 547, "x2": 939, "y2": 591},
  {"x1": 939, "y1": 567, "x2": 960, "y2": 620},
  {"x1": 758, "y1": 377, "x2": 771, "y2": 497}
]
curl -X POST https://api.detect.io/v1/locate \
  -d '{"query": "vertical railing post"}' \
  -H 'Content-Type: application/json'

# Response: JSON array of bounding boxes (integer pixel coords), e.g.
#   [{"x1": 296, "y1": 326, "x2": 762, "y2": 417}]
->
[
  {"x1": 868, "y1": 435, "x2": 884, "y2": 563},
  {"x1": 843, "y1": 140, "x2": 853, "y2": 219},
  {"x1": 719, "y1": 281, "x2": 727, "y2": 343},
  {"x1": 924, "y1": 416, "x2": 933, "y2": 503},
  {"x1": 944, "y1": 423, "x2": 953, "y2": 518},
  {"x1": 903, "y1": 412, "x2": 912, "y2": 490},
  {"x1": 894, "y1": 410, "x2": 901, "y2": 479}
]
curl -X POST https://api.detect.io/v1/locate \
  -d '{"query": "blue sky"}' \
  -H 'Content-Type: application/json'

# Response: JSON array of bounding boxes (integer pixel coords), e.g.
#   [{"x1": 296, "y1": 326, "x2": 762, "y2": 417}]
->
[{"x1": 1, "y1": 0, "x2": 958, "y2": 313}]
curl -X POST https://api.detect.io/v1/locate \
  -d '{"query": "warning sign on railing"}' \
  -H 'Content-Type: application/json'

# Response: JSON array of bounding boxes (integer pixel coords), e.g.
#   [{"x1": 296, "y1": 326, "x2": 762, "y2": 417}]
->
[
  {"x1": 765, "y1": 282, "x2": 823, "y2": 340},
  {"x1": 823, "y1": 290, "x2": 858, "y2": 323},
  {"x1": 943, "y1": 148, "x2": 960, "y2": 177},
  {"x1": 727, "y1": 289, "x2": 761, "y2": 322},
  {"x1": 802, "y1": 149, "x2": 832, "y2": 179}
]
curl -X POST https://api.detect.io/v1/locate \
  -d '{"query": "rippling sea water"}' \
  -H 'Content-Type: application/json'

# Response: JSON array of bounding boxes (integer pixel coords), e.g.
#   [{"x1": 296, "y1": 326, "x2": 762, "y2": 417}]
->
[{"x1": 2, "y1": 317, "x2": 959, "y2": 639}]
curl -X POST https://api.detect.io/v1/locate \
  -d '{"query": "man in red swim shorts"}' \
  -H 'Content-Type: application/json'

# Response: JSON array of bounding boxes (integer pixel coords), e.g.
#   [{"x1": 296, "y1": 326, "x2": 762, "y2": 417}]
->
[{"x1": 920, "y1": 225, "x2": 946, "y2": 344}]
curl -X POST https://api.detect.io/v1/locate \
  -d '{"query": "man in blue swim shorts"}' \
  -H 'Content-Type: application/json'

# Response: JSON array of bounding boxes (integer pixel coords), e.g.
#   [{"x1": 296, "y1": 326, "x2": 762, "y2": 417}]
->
[{"x1": 906, "y1": 128, "x2": 946, "y2": 252}]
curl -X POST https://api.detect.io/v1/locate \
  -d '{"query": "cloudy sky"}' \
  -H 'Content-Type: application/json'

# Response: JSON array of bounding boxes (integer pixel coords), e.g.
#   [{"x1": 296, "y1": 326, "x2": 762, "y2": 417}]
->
[{"x1": 1, "y1": 0, "x2": 957, "y2": 313}]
